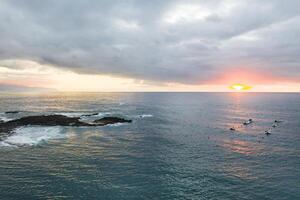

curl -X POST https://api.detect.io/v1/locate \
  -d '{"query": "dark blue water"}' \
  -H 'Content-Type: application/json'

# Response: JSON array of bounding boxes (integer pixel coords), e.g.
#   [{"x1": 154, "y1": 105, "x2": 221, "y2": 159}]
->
[{"x1": 0, "y1": 93, "x2": 299, "y2": 199}]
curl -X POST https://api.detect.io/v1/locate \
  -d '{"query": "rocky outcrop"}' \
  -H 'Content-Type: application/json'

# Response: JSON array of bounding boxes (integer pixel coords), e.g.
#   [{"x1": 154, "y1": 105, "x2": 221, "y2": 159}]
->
[
  {"x1": 94, "y1": 117, "x2": 132, "y2": 125},
  {"x1": 0, "y1": 114, "x2": 132, "y2": 140},
  {"x1": 5, "y1": 111, "x2": 20, "y2": 114},
  {"x1": 3, "y1": 115, "x2": 90, "y2": 127},
  {"x1": 81, "y1": 113, "x2": 99, "y2": 117}
]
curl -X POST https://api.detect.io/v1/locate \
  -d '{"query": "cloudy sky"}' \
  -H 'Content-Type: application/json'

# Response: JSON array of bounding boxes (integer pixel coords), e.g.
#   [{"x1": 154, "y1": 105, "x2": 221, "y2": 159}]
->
[{"x1": 0, "y1": 0, "x2": 299, "y2": 92}]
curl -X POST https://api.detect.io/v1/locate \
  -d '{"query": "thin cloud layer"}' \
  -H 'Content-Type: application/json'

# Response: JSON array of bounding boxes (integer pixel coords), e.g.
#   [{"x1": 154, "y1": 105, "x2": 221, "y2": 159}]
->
[{"x1": 0, "y1": 0, "x2": 299, "y2": 85}]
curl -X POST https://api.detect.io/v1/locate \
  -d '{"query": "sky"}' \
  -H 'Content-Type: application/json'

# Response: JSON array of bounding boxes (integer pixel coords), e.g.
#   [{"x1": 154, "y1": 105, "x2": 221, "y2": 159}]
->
[{"x1": 0, "y1": 0, "x2": 299, "y2": 92}]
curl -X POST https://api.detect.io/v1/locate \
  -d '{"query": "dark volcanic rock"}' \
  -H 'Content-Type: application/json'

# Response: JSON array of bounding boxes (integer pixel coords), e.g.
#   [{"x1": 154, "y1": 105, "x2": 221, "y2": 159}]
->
[
  {"x1": 5, "y1": 111, "x2": 20, "y2": 114},
  {"x1": 5, "y1": 115, "x2": 91, "y2": 126},
  {"x1": 81, "y1": 113, "x2": 99, "y2": 117},
  {"x1": 94, "y1": 117, "x2": 132, "y2": 125},
  {"x1": 0, "y1": 114, "x2": 132, "y2": 140},
  {"x1": 0, "y1": 115, "x2": 92, "y2": 139}
]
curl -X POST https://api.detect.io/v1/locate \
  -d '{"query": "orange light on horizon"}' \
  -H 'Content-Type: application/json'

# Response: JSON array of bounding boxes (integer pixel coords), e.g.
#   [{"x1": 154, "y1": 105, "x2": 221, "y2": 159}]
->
[{"x1": 229, "y1": 83, "x2": 252, "y2": 91}]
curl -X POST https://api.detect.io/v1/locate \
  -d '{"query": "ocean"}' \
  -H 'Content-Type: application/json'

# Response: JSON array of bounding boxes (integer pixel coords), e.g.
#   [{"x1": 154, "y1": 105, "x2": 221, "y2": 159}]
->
[{"x1": 0, "y1": 92, "x2": 299, "y2": 199}]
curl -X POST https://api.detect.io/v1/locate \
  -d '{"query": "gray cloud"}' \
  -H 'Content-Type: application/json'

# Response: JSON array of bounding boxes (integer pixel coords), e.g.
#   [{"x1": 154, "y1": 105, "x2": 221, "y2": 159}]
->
[{"x1": 0, "y1": 0, "x2": 299, "y2": 84}]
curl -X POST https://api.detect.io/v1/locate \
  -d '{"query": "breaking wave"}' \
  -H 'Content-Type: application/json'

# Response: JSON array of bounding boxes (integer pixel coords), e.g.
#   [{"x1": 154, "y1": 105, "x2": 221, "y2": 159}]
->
[
  {"x1": 137, "y1": 114, "x2": 153, "y2": 118},
  {"x1": 0, "y1": 116, "x2": 14, "y2": 122},
  {"x1": 54, "y1": 112, "x2": 84, "y2": 117},
  {"x1": 105, "y1": 122, "x2": 128, "y2": 127},
  {"x1": 0, "y1": 126, "x2": 64, "y2": 147},
  {"x1": 0, "y1": 112, "x2": 15, "y2": 122}
]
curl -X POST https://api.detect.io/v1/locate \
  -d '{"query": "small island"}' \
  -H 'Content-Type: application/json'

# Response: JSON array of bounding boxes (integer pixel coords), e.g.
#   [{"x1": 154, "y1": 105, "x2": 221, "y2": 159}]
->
[{"x1": 0, "y1": 114, "x2": 132, "y2": 140}]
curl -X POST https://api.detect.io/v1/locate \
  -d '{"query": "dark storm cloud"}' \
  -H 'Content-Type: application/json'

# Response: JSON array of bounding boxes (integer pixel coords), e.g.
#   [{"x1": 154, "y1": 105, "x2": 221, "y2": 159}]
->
[{"x1": 0, "y1": 0, "x2": 299, "y2": 84}]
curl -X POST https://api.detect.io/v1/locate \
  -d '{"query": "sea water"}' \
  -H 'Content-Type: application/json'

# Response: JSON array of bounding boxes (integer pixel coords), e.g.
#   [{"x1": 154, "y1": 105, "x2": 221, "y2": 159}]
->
[{"x1": 0, "y1": 92, "x2": 299, "y2": 199}]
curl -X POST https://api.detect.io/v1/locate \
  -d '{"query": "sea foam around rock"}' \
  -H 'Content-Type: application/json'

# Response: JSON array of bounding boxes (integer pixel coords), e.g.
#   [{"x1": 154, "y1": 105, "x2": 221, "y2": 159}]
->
[{"x1": 0, "y1": 126, "x2": 63, "y2": 147}]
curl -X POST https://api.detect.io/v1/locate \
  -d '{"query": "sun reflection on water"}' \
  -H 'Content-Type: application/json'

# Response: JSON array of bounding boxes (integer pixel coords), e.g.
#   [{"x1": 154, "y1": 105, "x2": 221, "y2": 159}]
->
[{"x1": 221, "y1": 139, "x2": 264, "y2": 155}]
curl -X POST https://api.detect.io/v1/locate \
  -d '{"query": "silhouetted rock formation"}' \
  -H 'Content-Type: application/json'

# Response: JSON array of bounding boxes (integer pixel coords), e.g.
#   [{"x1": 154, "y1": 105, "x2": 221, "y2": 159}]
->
[
  {"x1": 5, "y1": 111, "x2": 20, "y2": 114},
  {"x1": 94, "y1": 117, "x2": 132, "y2": 125},
  {"x1": 0, "y1": 114, "x2": 132, "y2": 140}
]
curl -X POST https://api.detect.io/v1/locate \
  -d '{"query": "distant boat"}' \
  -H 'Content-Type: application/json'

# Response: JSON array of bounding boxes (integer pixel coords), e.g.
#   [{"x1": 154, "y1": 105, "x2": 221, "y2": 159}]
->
[
  {"x1": 243, "y1": 119, "x2": 253, "y2": 125},
  {"x1": 265, "y1": 130, "x2": 271, "y2": 135}
]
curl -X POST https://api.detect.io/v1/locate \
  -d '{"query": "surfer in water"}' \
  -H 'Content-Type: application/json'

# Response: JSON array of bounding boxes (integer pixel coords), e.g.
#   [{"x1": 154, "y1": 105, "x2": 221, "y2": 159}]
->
[
  {"x1": 243, "y1": 119, "x2": 253, "y2": 125},
  {"x1": 265, "y1": 129, "x2": 271, "y2": 135}
]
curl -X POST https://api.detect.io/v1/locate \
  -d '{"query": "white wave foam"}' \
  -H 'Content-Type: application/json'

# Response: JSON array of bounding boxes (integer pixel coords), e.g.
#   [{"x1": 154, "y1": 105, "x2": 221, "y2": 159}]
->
[
  {"x1": 95, "y1": 112, "x2": 111, "y2": 117},
  {"x1": 138, "y1": 114, "x2": 153, "y2": 118},
  {"x1": 55, "y1": 112, "x2": 113, "y2": 119},
  {"x1": 0, "y1": 116, "x2": 14, "y2": 122},
  {"x1": 55, "y1": 112, "x2": 84, "y2": 117},
  {"x1": 79, "y1": 112, "x2": 112, "y2": 123},
  {"x1": 0, "y1": 126, "x2": 63, "y2": 147},
  {"x1": 105, "y1": 122, "x2": 127, "y2": 127},
  {"x1": 0, "y1": 141, "x2": 13, "y2": 147}
]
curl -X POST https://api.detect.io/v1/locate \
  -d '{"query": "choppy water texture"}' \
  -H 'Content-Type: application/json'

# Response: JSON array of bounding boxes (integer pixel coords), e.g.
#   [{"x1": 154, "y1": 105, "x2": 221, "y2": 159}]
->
[{"x1": 0, "y1": 93, "x2": 299, "y2": 200}]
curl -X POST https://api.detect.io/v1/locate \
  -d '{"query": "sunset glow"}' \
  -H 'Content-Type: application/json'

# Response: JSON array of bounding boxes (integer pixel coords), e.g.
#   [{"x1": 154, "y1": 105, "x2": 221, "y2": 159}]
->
[
  {"x1": 0, "y1": 0, "x2": 299, "y2": 93},
  {"x1": 229, "y1": 84, "x2": 252, "y2": 91},
  {"x1": 0, "y1": 1, "x2": 299, "y2": 199},
  {"x1": 0, "y1": 59, "x2": 299, "y2": 92}
]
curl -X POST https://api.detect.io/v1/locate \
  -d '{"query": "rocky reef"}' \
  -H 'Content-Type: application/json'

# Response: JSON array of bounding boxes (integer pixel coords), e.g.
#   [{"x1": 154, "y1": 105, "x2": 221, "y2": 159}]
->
[
  {"x1": 94, "y1": 117, "x2": 132, "y2": 125},
  {"x1": 81, "y1": 113, "x2": 99, "y2": 117},
  {"x1": 0, "y1": 114, "x2": 132, "y2": 140},
  {"x1": 5, "y1": 111, "x2": 20, "y2": 114}
]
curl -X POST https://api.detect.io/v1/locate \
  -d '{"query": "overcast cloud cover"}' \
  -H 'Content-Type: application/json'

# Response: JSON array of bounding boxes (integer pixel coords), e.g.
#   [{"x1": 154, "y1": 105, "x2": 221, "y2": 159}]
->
[{"x1": 0, "y1": 0, "x2": 300, "y2": 85}]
